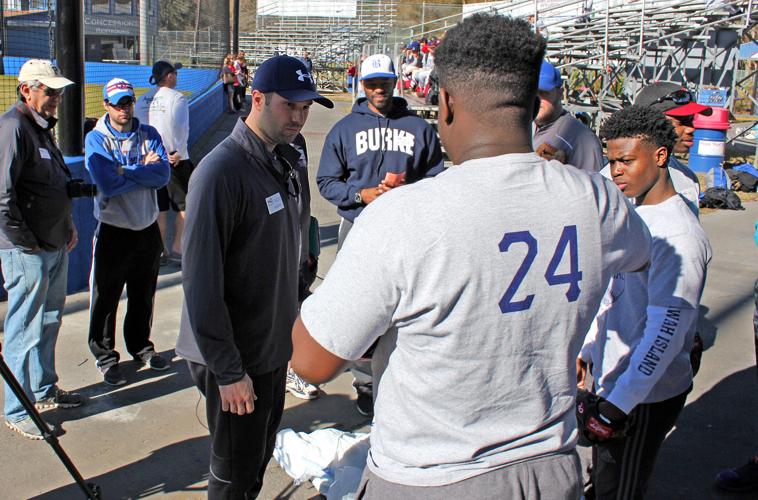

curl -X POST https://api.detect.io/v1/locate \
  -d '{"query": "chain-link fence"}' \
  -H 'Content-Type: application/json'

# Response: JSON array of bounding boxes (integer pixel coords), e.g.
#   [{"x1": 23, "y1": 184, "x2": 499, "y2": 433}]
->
[{"x1": 1, "y1": 0, "x2": 229, "y2": 124}]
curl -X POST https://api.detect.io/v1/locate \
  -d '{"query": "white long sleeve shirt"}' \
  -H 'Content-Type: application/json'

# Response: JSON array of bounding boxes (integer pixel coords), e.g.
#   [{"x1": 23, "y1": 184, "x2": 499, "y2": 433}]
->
[
  {"x1": 135, "y1": 86, "x2": 190, "y2": 161},
  {"x1": 584, "y1": 194, "x2": 712, "y2": 414}
]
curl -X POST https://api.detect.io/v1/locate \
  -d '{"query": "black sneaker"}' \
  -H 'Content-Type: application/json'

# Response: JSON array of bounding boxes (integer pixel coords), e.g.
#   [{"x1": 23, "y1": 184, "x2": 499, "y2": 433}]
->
[
  {"x1": 140, "y1": 352, "x2": 170, "y2": 371},
  {"x1": 35, "y1": 386, "x2": 84, "y2": 410},
  {"x1": 715, "y1": 456, "x2": 758, "y2": 492},
  {"x1": 102, "y1": 364, "x2": 127, "y2": 386},
  {"x1": 356, "y1": 392, "x2": 374, "y2": 417}
]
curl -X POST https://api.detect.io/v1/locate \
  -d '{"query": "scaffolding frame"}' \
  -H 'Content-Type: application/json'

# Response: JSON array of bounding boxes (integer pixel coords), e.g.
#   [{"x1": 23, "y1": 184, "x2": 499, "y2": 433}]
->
[
  {"x1": 400, "y1": 0, "x2": 758, "y2": 135},
  {"x1": 238, "y1": 0, "x2": 398, "y2": 91}
]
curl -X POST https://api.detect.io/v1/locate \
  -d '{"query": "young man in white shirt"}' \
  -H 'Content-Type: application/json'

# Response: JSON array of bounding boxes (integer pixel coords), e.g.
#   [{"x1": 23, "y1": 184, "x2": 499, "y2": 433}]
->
[
  {"x1": 291, "y1": 14, "x2": 652, "y2": 499},
  {"x1": 578, "y1": 105, "x2": 712, "y2": 499},
  {"x1": 135, "y1": 61, "x2": 192, "y2": 262}
]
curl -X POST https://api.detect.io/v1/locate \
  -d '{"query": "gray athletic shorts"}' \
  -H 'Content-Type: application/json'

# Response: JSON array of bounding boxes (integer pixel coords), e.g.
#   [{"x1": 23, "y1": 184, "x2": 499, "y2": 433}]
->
[{"x1": 355, "y1": 451, "x2": 582, "y2": 500}]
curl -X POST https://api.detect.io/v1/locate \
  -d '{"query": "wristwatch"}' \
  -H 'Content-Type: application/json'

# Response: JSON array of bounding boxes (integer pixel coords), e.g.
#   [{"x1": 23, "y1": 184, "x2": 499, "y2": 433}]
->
[{"x1": 354, "y1": 190, "x2": 363, "y2": 204}]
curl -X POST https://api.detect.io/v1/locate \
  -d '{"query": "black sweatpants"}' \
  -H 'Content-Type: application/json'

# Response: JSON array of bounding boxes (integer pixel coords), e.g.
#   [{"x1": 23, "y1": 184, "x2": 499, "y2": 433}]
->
[
  {"x1": 188, "y1": 361, "x2": 286, "y2": 500},
  {"x1": 589, "y1": 389, "x2": 689, "y2": 500},
  {"x1": 88, "y1": 221, "x2": 162, "y2": 368}
]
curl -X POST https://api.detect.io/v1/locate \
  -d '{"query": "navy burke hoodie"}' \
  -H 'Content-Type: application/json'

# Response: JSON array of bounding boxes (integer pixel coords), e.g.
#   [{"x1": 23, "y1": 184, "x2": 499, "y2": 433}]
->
[{"x1": 317, "y1": 97, "x2": 444, "y2": 222}]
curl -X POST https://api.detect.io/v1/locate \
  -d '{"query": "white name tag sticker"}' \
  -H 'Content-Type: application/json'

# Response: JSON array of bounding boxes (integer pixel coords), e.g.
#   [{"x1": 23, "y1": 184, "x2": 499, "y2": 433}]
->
[
  {"x1": 39, "y1": 148, "x2": 51, "y2": 160},
  {"x1": 265, "y1": 193, "x2": 284, "y2": 215}
]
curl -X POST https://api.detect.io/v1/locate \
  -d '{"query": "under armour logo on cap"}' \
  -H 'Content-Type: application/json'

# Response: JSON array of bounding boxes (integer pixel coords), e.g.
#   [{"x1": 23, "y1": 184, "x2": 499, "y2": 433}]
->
[{"x1": 251, "y1": 55, "x2": 333, "y2": 108}]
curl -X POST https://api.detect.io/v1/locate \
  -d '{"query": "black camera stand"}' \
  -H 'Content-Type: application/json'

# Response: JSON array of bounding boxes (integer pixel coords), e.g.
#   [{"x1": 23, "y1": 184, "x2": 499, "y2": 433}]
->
[{"x1": 0, "y1": 343, "x2": 101, "y2": 498}]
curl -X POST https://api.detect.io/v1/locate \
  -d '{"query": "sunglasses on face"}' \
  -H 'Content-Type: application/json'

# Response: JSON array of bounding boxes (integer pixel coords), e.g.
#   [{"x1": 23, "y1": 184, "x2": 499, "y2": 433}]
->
[
  {"x1": 108, "y1": 98, "x2": 134, "y2": 110},
  {"x1": 286, "y1": 166, "x2": 301, "y2": 198},
  {"x1": 655, "y1": 89, "x2": 692, "y2": 105},
  {"x1": 34, "y1": 85, "x2": 64, "y2": 97}
]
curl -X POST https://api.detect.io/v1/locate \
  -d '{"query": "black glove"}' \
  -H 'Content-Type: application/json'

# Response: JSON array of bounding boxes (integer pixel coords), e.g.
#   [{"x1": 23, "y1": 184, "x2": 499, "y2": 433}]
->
[{"x1": 576, "y1": 389, "x2": 629, "y2": 445}]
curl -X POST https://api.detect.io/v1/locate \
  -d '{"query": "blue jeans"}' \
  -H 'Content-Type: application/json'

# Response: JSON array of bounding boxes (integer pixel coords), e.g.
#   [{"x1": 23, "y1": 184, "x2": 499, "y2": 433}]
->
[{"x1": 1, "y1": 248, "x2": 68, "y2": 422}]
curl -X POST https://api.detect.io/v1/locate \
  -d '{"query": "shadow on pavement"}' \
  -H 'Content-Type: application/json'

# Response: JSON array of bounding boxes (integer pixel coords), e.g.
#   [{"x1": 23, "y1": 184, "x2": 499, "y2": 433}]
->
[
  {"x1": 30, "y1": 434, "x2": 210, "y2": 500},
  {"x1": 47, "y1": 349, "x2": 194, "y2": 426},
  {"x1": 647, "y1": 366, "x2": 758, "y2": 499},
  {"x1": 34, "y1": 388, "x2": 367, "y2": 499},
  {"x1": 280, "y1": 391, "x2": 370, "y2": 434}
]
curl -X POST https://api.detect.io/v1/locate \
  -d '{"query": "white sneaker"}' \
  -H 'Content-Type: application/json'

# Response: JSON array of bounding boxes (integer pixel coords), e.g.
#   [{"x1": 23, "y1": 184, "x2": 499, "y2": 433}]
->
[{"x1": 286, "y1": 367, "x2": 319, "y2": 400}]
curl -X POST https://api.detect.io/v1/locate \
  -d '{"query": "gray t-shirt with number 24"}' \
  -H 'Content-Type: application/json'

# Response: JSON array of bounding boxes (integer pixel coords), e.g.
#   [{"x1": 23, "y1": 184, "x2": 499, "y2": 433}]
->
[{"x1": 300, "y1": 153, "x2": 651, "y2": 487}]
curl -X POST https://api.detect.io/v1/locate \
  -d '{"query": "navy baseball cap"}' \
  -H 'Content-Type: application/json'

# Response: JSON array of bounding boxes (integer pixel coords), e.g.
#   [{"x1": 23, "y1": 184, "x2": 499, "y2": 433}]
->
[
  {"x1": 251, "y1": 55, "x2": 333, "y2": 108},
  {"x1": 150, "y1": 60, "x2": 182, "y2": 85},
  {"x1": 538, "y1": 60, "x2": 562, "y2": 91}
]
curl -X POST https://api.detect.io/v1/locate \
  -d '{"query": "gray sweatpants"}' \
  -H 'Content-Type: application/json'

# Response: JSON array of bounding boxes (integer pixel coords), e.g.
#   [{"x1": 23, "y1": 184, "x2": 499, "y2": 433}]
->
[{"x1": 356, "y1": 451, "x2": 582, "y2": 500}]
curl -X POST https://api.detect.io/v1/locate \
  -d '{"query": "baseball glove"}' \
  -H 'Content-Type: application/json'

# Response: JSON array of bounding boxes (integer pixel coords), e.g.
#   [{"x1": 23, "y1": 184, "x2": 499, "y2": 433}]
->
[{"x1": 576, "y1": 389, "x2": 629, "y2": 445}]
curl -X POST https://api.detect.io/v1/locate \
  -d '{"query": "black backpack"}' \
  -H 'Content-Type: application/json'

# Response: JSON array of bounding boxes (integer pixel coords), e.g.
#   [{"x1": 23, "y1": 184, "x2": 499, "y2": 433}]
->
[{"x1": 699, "y1": 187, "x2": 744, "y2": 210}]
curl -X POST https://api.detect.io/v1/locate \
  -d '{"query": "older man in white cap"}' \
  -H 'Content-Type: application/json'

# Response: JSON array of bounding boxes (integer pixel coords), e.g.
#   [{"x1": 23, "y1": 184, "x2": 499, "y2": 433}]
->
[
  {"x1": 315, "y1": 53, "x2": 444, "y2": 416},
  {"x1": 0, "y1": 59, "x2": 82, "y2": 439}
]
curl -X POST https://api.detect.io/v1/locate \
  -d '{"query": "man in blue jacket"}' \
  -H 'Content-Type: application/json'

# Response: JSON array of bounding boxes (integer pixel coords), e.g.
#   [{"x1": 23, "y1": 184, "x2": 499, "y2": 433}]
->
[
  {"x1": 85, "y1": 78, "x2": 171, "y2": 386},
  {"x1": 316, "y1": 53, "x2": 444, "y2": 416}
]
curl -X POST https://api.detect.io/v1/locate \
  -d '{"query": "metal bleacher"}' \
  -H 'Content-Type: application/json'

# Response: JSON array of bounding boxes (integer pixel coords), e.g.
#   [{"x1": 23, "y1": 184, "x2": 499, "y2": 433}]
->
[
  {"x1": 238, "y1": 0, "x2": 398, "y2": 91},
  {"x1": 401, "y1": 0, "x2": 758, "y2": 135}
]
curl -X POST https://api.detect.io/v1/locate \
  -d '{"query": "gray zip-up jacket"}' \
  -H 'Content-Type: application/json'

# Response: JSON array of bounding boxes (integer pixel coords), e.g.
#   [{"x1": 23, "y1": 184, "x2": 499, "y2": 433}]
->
[
  {"x1": 176, "y1": 118, "x2": 302, "y2": 384},
  {"x1": 0, "y1": 102, "x2": 72, "y2": 252}
]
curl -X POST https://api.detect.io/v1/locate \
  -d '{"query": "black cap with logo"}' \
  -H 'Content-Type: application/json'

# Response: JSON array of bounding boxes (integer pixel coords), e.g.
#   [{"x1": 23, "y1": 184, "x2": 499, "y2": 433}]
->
[{"x1": 251, "y1": 55, "x2": 334, "y2": 108}]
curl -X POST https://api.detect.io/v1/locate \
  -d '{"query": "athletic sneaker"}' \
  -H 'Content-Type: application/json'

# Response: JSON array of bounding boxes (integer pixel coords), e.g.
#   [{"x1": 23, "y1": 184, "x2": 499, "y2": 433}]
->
[
  {"x1": 356, "y1": 392, "x2": 374, "y2": 417},
  {"x1": 139, "y1": 352, "x2": 171, "y2": 371},
  {"x1": 285, "y1": 367, "x2": 319, "y2": 400},
  {"x1": 715, "y1": 455, "x2": 758, "y2": 492},
  {"x1": 35, "y1": 386, "x2": 83, "y2": 410},
  {"x1": 102, "y1": 364, "x2": 127, "y2": 386},
  {"x1": 5, "y1": 416, "x2": 51, "y2": 440}
]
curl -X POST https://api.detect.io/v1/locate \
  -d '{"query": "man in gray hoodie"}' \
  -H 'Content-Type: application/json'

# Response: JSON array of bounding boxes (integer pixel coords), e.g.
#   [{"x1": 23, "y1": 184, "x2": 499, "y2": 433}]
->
[{"x1": 84, "y1": 78, "x2": 171, "y2": 386}]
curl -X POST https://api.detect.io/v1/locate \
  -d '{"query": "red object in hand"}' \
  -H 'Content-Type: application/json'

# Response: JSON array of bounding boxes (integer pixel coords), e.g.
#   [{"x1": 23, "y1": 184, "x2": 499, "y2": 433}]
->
[
  {"x1": 587, "y1": 415, "x2": 614, "y2": 440},
  {"x1": 383, "y1": 172, "x2": 406, "y2": 188}
]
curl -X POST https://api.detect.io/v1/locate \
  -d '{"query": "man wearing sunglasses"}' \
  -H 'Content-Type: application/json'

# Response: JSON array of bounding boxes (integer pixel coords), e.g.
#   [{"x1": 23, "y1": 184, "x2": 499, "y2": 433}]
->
[
  {"x1": 84, "y1": 78, "x2": 171, "y2": 386},
  {"x1": 176, "y1": 55, "x2": 333, "y2": 499},
  {"x1": 0, "y1": 59, "x2": 82, "y2": 439},
  {"x1": 633, "y1": 82, "x2": 711, "y2": 216}
]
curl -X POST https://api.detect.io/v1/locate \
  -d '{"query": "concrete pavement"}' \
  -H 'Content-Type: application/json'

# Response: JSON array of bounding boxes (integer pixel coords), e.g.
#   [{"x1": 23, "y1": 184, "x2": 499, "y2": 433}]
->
[{"x1": 0, "y1": 97, "x2": 756, "y2": 499}]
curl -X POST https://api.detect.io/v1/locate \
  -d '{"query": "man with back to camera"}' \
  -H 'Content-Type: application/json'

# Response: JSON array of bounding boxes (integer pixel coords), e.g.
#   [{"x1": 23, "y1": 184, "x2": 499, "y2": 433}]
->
[
  {"x1": 315, "y1": 51, "x2": 444, "y2": 417},
  {"x1": 85, "y1": 78, "x2": 171, "y2": 386},
  {"x1": 0, "y1": 59, "x2": 83, "y2": 439},
  {"x1": 175, "y1": 55, "x2": 333, "y2": 499},
  {"x1": 292, "y1": 14, "x2": 653, "y2": 498},
  {"x1": 533, "y1": 60, "x2": 604, "y2": 173},
  {"x1": 135, "y1": 60, "x2": 192, "y2": 263},
  {"x1": 577, "y1": 106, "x2": 711, "y2": 499}
]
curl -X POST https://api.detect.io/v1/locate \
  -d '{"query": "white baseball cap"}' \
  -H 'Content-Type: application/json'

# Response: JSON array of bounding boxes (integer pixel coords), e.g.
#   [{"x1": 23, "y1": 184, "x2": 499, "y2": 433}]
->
[
  {"x1": 18, "y1": 59, "x2": 74, "y2": 89},
  {"x1": 360, "y1": 54, "x2": 396, "y2": 81}
]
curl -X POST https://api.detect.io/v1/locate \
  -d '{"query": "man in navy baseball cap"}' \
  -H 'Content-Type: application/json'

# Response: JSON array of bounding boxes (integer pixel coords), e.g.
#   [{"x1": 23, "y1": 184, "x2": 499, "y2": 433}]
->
[
  {"x1": 177, "y1": 53, "x2": 332, "y2": 497},
  {"x1": 252, "y1": 55, "x2": 333, "y2": 109}
]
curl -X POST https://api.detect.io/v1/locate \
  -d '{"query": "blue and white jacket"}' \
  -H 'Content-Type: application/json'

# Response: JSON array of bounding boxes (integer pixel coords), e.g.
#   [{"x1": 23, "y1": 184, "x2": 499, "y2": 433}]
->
[
  {"x1": 85, "y1": 115, "x2": 170, "y2": 230},
  {"x1": 317, "y1": 97, "x2": 444, "y2": 222}
]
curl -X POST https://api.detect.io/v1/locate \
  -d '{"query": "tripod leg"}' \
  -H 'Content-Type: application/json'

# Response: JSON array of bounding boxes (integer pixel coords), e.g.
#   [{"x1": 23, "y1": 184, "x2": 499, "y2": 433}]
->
[{"x1": 0, "y1": 352, "x2": 101, "y2": 499}]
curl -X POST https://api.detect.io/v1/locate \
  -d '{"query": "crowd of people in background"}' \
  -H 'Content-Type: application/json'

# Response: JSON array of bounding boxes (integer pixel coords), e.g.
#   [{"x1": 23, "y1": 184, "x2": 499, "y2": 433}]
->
[{"x1": 221, "y1": 52, "x2": 249, "y2": 114}]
